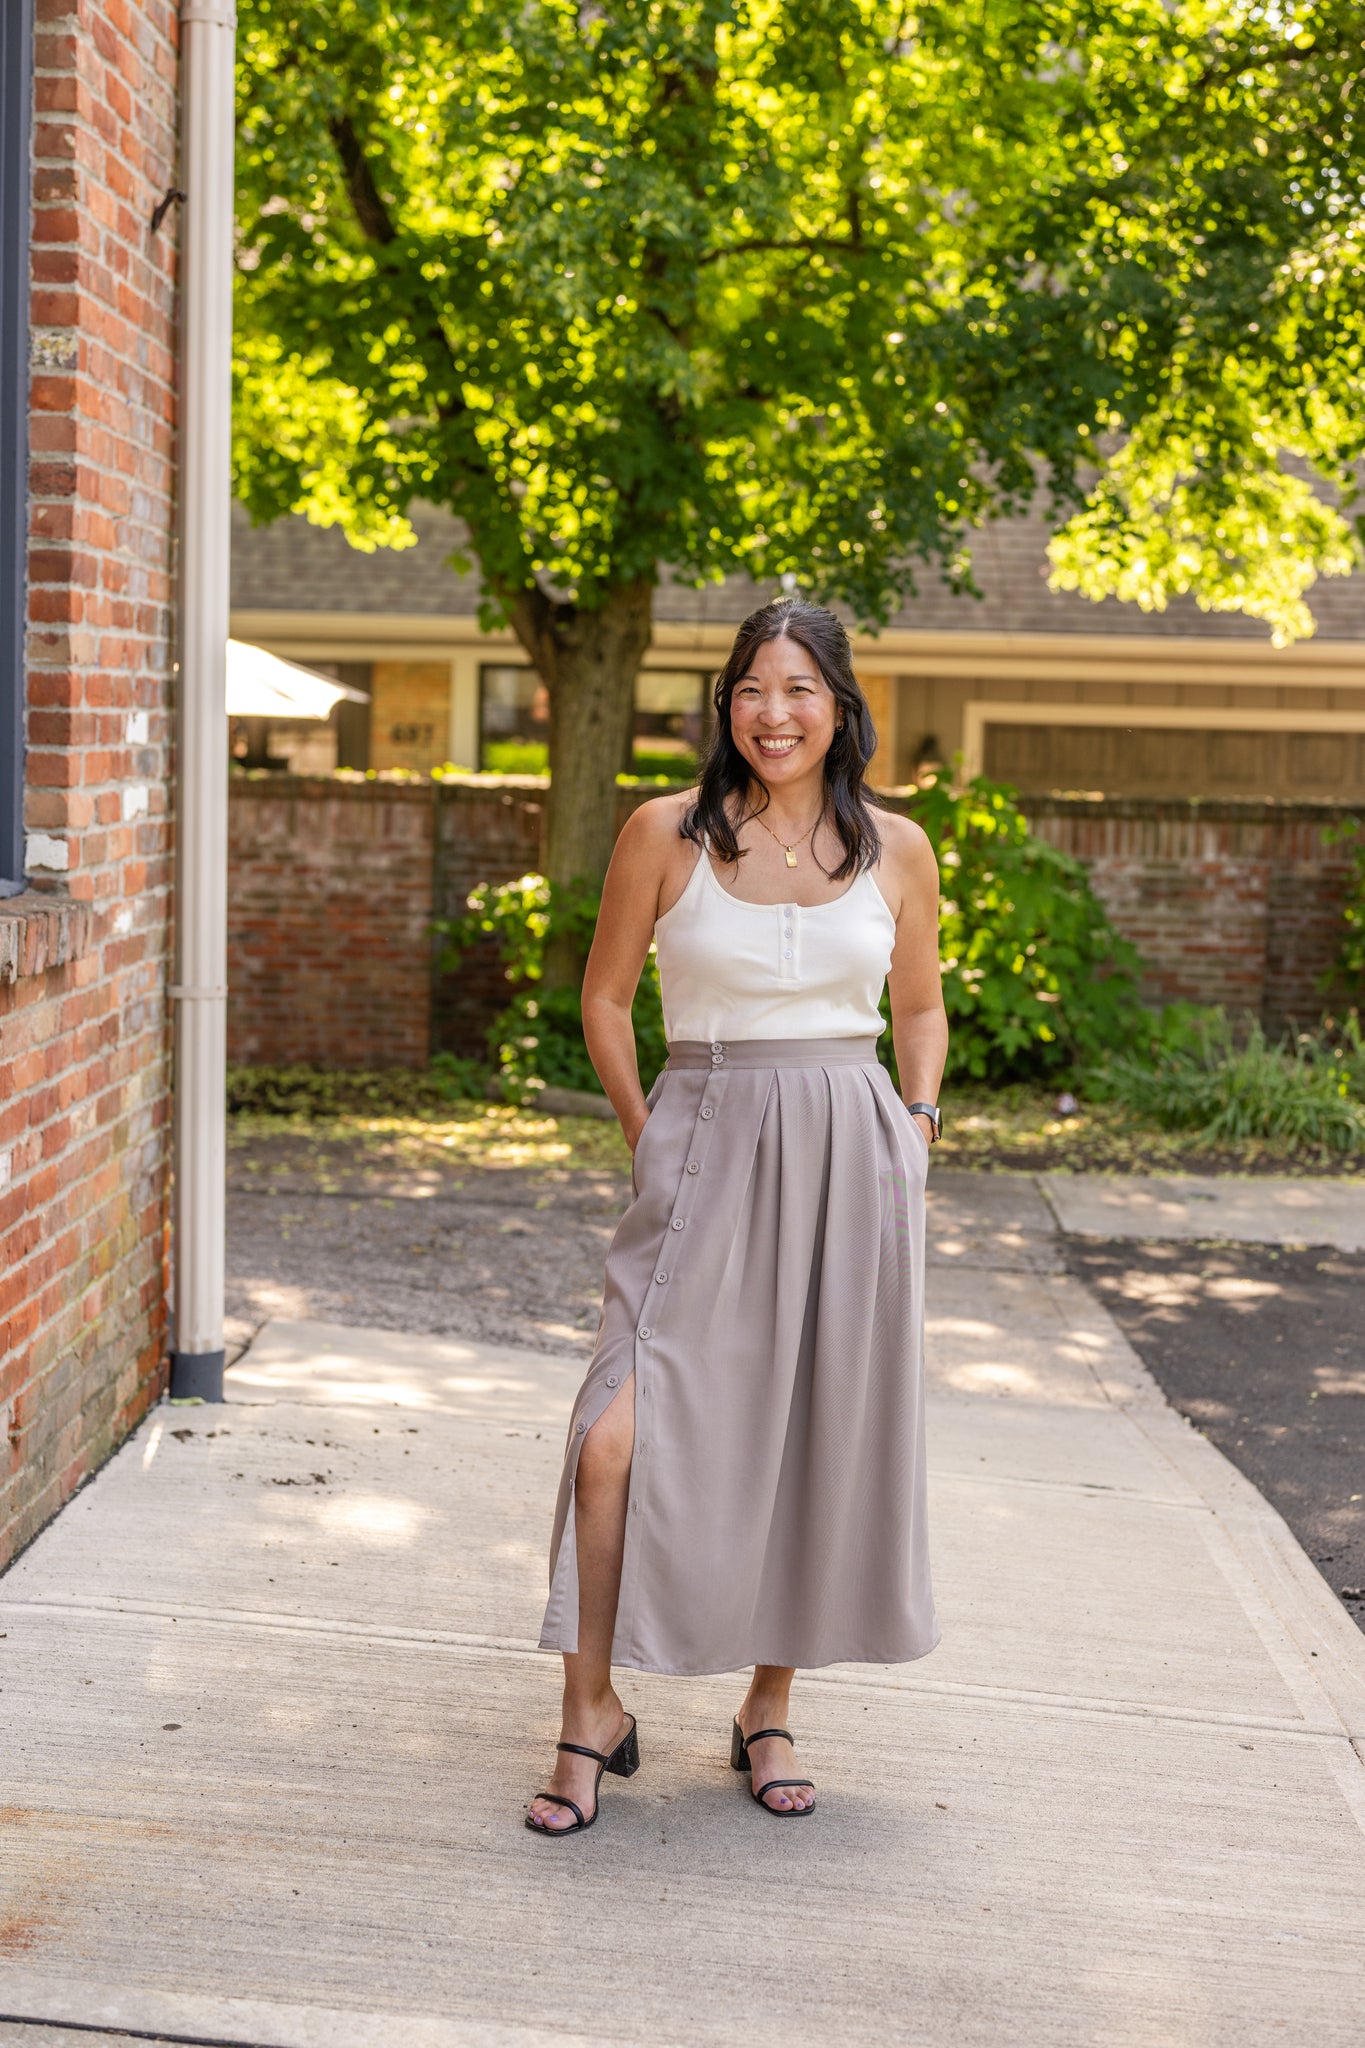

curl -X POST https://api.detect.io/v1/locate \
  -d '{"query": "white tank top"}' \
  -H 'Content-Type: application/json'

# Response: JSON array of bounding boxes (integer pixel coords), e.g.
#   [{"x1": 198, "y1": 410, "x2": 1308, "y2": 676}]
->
[{"x1": 653, "y1": 841, "x2": 896, "y2": 1042}]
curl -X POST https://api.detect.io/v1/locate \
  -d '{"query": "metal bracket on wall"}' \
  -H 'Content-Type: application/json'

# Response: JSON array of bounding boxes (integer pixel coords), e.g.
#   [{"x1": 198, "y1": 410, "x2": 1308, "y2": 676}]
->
[{"x1": 150, "y1": 186, "x2": 186, "y2": 233}]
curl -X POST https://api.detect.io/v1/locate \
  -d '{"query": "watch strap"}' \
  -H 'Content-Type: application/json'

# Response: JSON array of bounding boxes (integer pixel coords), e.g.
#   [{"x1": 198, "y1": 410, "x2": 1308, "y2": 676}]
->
[{"x1": 906, "y1": 1101, "x2": 942, "y2": 1142}]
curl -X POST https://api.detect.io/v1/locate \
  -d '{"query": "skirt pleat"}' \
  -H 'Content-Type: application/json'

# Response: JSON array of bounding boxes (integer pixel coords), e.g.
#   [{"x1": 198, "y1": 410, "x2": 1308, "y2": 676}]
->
[{"x1": 538, "y1": 1037, "x2": 940, "y2": 1676}]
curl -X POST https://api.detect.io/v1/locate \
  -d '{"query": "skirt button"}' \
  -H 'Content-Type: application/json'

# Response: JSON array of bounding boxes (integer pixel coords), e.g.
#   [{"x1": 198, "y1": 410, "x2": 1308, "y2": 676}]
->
[
  {"x1": 686, "y1": 1160, "x2": 700, "y2": 1174},
  {"x1": 670, "y1": 1217, "x2": 685, "y2": 1230},
  {"x1": 700, "y1": 1106, "x2": 714, "y2": 1120},
  {"x1": 606, "y1": 1374, "x2": 619, "y2": 1387}
]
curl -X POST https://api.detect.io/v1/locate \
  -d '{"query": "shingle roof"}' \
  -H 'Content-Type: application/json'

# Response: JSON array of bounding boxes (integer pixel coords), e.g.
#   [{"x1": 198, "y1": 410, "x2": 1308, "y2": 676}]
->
[{"x1": 231, "y1": 498, "x2": 1365, "y2": 642}]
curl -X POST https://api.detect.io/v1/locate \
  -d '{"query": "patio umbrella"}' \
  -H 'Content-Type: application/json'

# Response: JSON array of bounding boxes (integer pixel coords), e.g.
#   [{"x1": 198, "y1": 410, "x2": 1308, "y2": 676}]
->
[{"x1": 225, "y1": 640, "x2": 369, "y2": 719}]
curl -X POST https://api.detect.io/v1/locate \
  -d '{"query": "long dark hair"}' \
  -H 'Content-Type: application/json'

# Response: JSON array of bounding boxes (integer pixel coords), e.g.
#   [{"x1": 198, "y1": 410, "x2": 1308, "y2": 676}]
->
[{"x1": 681, "y1": 596, "x2": 883, "y2": 881}]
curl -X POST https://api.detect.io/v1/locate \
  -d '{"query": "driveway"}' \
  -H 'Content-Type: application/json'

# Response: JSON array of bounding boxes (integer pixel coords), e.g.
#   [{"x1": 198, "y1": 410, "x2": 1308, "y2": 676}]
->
[{"x1": 0, "y1": 1171, "x2": 1362, "y2": 2043}]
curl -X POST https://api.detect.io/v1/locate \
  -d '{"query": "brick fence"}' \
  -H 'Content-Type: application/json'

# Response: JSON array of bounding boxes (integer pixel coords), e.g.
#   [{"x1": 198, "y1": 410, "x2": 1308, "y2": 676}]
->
[
  {"x1": 228, "y1": 779, "x2": 437, "y2": 1068},
  {"x1": 1, "y1": 1, "x2": 178, "y2": 1569},
  {"x1": 1025, "y1": 798, "x2": 1359, "y2": 1032},
  {"x1": 225, "y1": 776, "x2": 1362, "y2": 1070}
]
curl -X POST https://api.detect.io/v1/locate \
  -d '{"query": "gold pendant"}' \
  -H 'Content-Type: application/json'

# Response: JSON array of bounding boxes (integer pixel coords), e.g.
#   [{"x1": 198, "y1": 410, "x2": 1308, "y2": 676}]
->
[{"x1": 784, "y1": 847, "x2": 798, "y2": 867}]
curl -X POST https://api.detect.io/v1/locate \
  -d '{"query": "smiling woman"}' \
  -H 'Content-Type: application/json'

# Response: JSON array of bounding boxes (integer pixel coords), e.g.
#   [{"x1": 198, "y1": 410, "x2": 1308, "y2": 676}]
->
[
  {"x1": 685, "y1": 598, "x2": 883, "y2": 883},
  {"x1": 524, "y1": 596, "x2": 949, "y2": 1838}
]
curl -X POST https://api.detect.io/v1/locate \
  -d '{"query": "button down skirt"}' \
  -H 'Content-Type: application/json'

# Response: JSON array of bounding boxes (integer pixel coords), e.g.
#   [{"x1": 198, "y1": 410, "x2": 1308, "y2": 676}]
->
[{"x1": 538, "y1": 1037, "x2": 941, "y2": 1676}]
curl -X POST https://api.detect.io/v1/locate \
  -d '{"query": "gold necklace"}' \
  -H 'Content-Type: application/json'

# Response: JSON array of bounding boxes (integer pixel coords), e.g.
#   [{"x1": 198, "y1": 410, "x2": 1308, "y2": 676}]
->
[{"x1": 748, "y1": 807, "x2": 824, "y2": 869}]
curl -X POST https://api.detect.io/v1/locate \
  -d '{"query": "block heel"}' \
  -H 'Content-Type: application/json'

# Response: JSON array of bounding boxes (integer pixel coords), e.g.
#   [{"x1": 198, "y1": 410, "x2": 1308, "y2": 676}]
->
[{"x1": 605, "y1": 1720, "x2": 640, "y2": 1778}]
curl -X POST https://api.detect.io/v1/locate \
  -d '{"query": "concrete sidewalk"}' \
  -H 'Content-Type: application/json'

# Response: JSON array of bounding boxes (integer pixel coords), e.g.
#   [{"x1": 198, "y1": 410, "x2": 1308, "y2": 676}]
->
[
  {"x1": 1039, "y1": 1171, "x2": 1365, "y2": 1250},
  {"x1": 2, "y1": 1183, "x2": 1365, "y2": 2046}
]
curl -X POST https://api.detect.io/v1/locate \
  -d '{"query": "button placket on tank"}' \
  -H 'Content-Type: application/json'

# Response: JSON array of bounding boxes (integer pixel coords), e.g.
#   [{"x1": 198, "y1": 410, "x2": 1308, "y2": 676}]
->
[{"x1": 777, "y1": 903, "x2": 799, "y2": 980}]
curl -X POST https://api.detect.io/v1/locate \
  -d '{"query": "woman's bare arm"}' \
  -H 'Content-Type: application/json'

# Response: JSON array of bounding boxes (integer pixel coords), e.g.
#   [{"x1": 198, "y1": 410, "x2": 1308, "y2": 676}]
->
[
  {"x1": 580, "y1": 799, "x2": 682, "y2": 1149},
  {"x1": 880, "y1": 813, "x2": 949, "y2": 1137}
]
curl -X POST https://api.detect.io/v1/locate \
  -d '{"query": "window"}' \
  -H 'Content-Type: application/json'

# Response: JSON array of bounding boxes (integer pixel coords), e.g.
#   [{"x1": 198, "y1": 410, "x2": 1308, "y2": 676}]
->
[
  {"x1": 633, "y1": 670, "x2": 709, "y2": 775},
  {"x1": 479, "y1": 664, "x2": 550, "y2": 772},
  {"x1": 478, "y1": 663, "x2": 711, "y2": 776},
  {"x1": 228, "y1": 661, "x2": 372, "y2": 776},
  {"x1": 0, "y1": 0, "x2": 33, "y2": 893}
]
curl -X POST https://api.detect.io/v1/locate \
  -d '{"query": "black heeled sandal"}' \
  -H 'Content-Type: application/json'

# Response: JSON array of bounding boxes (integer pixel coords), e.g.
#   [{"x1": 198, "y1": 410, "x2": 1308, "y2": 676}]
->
[
  {"x1": 730, "y1": 1717, "x2": 816, "y2": 1818},
  {"x1": 525, "y1": 1713, "x2": 640, "y2": 1837}
]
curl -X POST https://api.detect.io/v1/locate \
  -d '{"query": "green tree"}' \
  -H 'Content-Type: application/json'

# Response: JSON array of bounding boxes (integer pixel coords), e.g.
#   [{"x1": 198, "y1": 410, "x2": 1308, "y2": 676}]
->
[{"x1": 234, "y1": 0, "x2": 1363, "y2": 971}]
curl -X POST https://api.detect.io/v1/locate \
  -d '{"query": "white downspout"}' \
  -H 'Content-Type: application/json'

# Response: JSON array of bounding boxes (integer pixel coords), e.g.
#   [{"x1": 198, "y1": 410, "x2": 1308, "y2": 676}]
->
[{"x1": 171, "y1": 0, "x2": 236, "y2": 1400}]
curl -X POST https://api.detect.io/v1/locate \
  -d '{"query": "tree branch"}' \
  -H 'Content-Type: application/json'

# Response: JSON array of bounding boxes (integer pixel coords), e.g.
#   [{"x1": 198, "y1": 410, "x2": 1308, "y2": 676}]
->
[
  {"x1": 326, "y1": 111, "x2": 543, "y2": 608},
  {"x1": 504, "y1": 582, "x2": 568, "y2": 683},
  {"x1": 328, "y1": 115, "x2": 397, "y2": 245},
  {"x1": 696, "y1": 234, "x2": 864, "y2": 266}
]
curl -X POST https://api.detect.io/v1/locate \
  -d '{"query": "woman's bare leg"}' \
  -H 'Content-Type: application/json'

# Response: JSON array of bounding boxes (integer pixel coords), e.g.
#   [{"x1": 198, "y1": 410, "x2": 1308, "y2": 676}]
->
[
  {"x1": 736, "y1": 1665, "x2": 815, "y2": 1813},
  {"x1": 527, "y1": 1378, "x2": 636, "y2": 1831}
]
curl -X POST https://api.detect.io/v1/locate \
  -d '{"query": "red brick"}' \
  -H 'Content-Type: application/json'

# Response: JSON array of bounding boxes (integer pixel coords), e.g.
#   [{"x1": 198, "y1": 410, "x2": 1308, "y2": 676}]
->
[{"x1": 2, "y1": 0, "x2": 176, "y2": 1570}]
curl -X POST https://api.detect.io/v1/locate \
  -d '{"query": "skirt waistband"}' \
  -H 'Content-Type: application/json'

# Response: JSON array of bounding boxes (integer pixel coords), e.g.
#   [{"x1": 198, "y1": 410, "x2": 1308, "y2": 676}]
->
[{"x1": 665, "y1": 1037, "x2": 881, "y2": 1070}]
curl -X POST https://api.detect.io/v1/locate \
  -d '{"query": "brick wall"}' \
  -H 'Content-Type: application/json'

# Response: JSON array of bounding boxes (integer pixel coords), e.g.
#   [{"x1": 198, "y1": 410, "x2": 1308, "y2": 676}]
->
[
  {"x1": 228, "y1": 774, "x2": 660, "y2": 1067},
  {"x1": 226, "y1": 777, "x2": 1363, "y2": 1072},
  {"x1": 1025, "y1": 798, "x2": 1358, "y2": 1036},
  {"x1": 228, "y1": 778, "x2": 437, "y2": 1068},
  {"x1": 0, "y1": 0, "x2": 178, "y2": 1568}
]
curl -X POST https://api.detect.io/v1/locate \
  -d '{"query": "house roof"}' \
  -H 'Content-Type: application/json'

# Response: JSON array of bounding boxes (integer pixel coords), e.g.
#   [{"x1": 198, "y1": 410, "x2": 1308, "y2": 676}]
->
[{"x1": 230, "y1": 499, "x2": 1365, "y2": 643}]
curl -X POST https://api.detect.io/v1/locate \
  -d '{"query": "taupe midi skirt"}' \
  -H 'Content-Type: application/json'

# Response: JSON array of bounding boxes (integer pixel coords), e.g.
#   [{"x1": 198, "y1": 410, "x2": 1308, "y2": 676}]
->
[{"x1": 538, "y1": 1037, "x2": 940, "y2": 1676}]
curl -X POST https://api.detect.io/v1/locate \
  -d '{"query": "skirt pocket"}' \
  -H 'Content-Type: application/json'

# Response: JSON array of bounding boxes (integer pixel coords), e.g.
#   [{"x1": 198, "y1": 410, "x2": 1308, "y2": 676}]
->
[{"x1": 629, "y1": 1075, "x2": 668, "y2": 1198}]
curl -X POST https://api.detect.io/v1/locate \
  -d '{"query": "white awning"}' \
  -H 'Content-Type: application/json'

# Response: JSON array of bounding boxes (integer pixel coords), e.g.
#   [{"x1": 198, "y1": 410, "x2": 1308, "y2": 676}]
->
[{"x1": 225, "y1": 640, "x2": 370, "y2": 720}]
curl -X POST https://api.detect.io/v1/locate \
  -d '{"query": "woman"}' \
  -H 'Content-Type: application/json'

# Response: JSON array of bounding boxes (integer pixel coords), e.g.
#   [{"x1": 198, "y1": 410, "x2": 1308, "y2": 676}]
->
[{"x1": 526, "y1": 595, "x2": 946, "y2": 1835}]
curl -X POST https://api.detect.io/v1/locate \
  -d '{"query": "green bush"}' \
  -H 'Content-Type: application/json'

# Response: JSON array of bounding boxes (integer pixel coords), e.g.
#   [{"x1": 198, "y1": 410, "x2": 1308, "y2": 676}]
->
[
  {"x1": 1091, "y1": 1007, "x2": 1365, "y2": 1152},
  {"x1": 905, "y1": 774, "x2": 1147, "y2": 1083},
  {"x1": 481, "y1": 740, "x2": 549, "y2": 775},
  {"x1": 435, "y1": 874, "x2": 668, "y2": 1103},
  {"x1": 442, "y1": 776, "x2": 1148, "y2": 1098},
  {"x1": 478, "y1": 742, "x2": 697, "y2": 781},
  {"x1": 1320, "y1": 817, "x2": 1365, "y2": 993},
  {"x1": 631, "y1": 749, "x2": 698, "y2": 780}
]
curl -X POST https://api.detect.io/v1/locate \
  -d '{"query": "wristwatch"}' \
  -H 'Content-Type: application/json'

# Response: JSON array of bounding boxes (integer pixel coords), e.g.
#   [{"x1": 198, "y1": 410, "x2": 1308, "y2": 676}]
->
[{"x1": 906, "y1": 1101, "x2": 943, "y2": 1143}]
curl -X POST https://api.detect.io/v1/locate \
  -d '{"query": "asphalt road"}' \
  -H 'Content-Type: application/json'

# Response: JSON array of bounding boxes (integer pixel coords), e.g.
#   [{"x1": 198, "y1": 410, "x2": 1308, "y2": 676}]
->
[{"x1": 1065, "y1": 1238, "x2": 1365, "y2": 1630}]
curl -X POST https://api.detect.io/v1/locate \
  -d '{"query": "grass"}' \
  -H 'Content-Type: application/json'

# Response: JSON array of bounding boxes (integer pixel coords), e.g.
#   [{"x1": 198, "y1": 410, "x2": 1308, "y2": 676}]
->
[
  {"x1": 935, "y1": 1083, "x2": 1361, "y2": 1175},
  {"x1": 227, "y1": 1065, "x2": 1365, "y2": 1181},
  {"x1": 1093, "y1": 1013, "x2": 1365, "y2": 1153},
  {"x1": 227, "y1": 1066, "x2": 630, "y2": 1179}
]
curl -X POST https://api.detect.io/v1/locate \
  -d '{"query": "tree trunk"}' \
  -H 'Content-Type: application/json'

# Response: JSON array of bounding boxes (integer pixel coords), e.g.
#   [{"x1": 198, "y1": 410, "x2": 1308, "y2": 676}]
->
[{"x1": 508, "y1": 576, "x2": 654, "y2": 990}]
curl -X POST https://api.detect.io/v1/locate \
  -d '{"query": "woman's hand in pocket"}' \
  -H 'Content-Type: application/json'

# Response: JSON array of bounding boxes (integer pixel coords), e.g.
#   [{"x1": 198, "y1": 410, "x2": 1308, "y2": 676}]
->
[{"x1": 624, "y1": 1108, "x2": 651, "y2": 1154}]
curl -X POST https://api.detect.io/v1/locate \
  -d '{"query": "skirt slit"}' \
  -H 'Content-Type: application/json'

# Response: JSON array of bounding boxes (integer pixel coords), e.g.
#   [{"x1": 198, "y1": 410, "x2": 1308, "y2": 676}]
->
[{"x1": 537, "y1": 1037, "x2": 939, "y2": 1677}]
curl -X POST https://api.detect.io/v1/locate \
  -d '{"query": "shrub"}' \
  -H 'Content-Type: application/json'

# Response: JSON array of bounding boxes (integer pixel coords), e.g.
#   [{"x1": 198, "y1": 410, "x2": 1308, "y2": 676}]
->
[
  {"x1": 481, "y1": 740, "x2": 549, "y2": 775},
  {"x1": 443, "y1": 777, "x2": 1148, "y2": 1098},
  {"x1": 1320, "y1": 817, "x2": 1365, "y2": 994},
  {"x1": 435, "y1": 874, "x2": 668, "y2": 1102},
  {"x1": 1091, "y1": 1007, "x2": 1365, "y2": 1152},
  {"x1": 906, "y1": 774, "x2": 1147, "y2": 1083}
]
